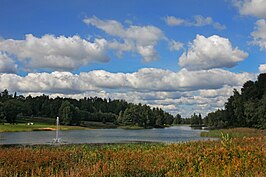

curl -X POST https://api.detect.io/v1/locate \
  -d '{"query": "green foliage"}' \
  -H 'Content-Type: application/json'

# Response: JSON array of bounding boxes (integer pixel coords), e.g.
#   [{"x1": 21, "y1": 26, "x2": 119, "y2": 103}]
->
[
  {"x1": 0, "y1": 89, "x2": 177, "y2": 128},
  {"x1": 3, "y1": 100, "x2": 24, "y2": 123},
  {"x1": 0, "y1": 102, "x2": 5, "y2": 123},
  {"x1": 59, "y1": 101, "x2": 76, "y2": 125},
  {"x1": 204, "y1": 73, "x2": 266, "y2": 129},
  {"x1": 220, "y1": 132, "x2": 232, "y2": 149},
  {"x1": 173, "y1": 113, "x2": 182, "y2": 124},
  {"x1": 121, "y1": 104, "x2": 173, "y2": 128},
  {"x1": 190, "y1": 113, "x2": 202, "y2": 126},
  {"x1": 201, "y1": 128, "x2": 266, "y2": 138}
]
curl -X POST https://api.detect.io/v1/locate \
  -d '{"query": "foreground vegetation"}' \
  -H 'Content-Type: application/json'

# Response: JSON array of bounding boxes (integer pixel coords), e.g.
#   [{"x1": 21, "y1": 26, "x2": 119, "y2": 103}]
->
[
  {"x1": 201, "y1": 127, "x2": 266, "y2": 138},
  {"x1": 0, "y1": 128, "x2": 265, "y2": 176}
]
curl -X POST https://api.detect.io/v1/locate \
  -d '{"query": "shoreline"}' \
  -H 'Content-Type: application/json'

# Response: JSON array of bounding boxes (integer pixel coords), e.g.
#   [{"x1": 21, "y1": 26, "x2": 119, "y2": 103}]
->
[
  {"x1": 0, "y1": 123, "x2": 189, "y2": 133},
  {"x1": 0, "y1": 138, "x2": 218, "y2": 148},
  {"x1": 0, "y1": 123, "x2": 91, "y2": 133},
  {"x1": 0, "y1": 141, "x2": 162, "y2": 148}
]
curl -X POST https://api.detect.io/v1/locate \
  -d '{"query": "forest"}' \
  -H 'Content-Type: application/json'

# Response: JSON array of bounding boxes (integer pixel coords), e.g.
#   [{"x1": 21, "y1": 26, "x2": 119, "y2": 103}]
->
[
  {"x1": 0, "y1": 73, "x2": 265, "y2": 129},
  {"x1": 0, "y1": 89, "x2": 181, "y2": 128},
  {"x1": 204, "y1": 73, "x2": 266, "y2": 129}
]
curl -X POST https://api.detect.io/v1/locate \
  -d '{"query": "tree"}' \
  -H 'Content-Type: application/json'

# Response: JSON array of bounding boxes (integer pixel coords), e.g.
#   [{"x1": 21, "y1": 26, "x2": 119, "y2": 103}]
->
[
  {"x1": 173, "y1": 114, "x2": 182, "y2": 125},
  {"x1": 58, "y1": 101, "x2": 76, "y2": 125},
  {"x1": 256, "y1": 73, "x2": 266, "y2": 99},
  {"x1": 243, "y1": 100, "x2": 258, "y2": 128},
  {"x1": 0, "y1": 89, "x2": 180, "y2": 128},
  {"x1": 204, "y1": 109, "x2": 227, "y2": 128},
  {"x1": 116, "y1": 111, "x2": 123, "y2": 124},
  {"x1": 190, "y1": 113, "x2": 202, "y2": 126},
  {"x1": 0, "y1": 102, "x2": 5, "y2": 124},
  {"x1": 232, "y1": 89, "x2": 245, "y2": 126},
  {"x1": 3, "y1": 100, "x2": 23, "y2": 123},
  {"x1": 0, "y1": 89, "x2": 10, "y2": 101},
  {"x1": 256, "y1": 94, "x2": 266, "y2": 129},
  {"x1": 205, "y1": 73, "x2": 266, "y2": 129}
]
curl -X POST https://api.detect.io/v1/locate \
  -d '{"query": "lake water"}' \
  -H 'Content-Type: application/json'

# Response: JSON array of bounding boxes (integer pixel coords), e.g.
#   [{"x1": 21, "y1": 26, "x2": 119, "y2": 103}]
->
[{"x1": 0, "y1": 126, "x2": 212, "y2": 145}]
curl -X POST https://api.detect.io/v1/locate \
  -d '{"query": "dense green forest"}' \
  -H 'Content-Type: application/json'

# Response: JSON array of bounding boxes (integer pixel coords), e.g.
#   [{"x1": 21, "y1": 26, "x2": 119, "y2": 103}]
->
[
  {"x1": 0, "y1": 90, "x2": 182, "y2": 128},
  {"x1": 204, "y1": 73, "x2": 266, "y2": 129}
]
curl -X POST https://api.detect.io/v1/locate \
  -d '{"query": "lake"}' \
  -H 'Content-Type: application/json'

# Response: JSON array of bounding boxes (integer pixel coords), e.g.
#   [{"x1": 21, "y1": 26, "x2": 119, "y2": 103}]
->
[{"x1": 0, "y1": 126, "x2": 212, "y2": 145}]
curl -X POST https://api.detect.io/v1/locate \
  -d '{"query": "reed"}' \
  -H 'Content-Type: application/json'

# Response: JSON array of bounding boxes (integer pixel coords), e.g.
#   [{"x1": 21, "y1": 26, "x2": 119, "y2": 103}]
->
[{"x1": 0, "y1": 128, "x2": 265, "y2": 176}]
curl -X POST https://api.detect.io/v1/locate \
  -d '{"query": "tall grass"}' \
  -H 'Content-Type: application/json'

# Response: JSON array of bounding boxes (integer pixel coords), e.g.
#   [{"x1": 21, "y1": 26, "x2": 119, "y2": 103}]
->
[
  {"x1": 0, "y1": 133, "x2": 265, "y2": 176},
  {"x1": 201, "y1": 127, "x2": 266, "y2": 138}
]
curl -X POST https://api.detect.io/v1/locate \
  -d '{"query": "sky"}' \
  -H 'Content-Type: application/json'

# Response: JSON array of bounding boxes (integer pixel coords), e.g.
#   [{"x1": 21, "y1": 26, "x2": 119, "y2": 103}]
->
[{"x1": 0, "y1": 0, "x2": 266, "y2": 117}]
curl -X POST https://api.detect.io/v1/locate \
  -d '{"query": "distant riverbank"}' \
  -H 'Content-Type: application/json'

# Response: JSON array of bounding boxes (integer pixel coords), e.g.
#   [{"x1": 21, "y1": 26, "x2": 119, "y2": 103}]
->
[
  {"x1": 0, "y1": 123, "x2": 150, "y2": 132},
  {"x1": 0, "y1": 123, "x2": 89, "y2": 132}
]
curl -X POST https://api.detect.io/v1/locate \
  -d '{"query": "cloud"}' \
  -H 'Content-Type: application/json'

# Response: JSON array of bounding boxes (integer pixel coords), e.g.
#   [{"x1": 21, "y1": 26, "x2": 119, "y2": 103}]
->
[
  {"x1": 233, "y1": 0, "x2": 266, "y2": 18},
  {"x1": 145, "y1": 85, "x2": 241, "y2": 117},
  {"x1": 164, "y1": 16, "x2": 186, "y2": 26},
  {"x1": 0, "y1": 71, "x2": 98, "y2": 94},
  {"x1": 84, "y1": 16, "x2": 164, "y2": 62},
  {"x1": 164, "y1": 15, "x2": 226, "y2": 30},
  {"x1": 0, "y1": 34, "x2": 109, "y2": 71},
  {"x1": 0, "y1": 52, "x2": 17, "y2": 73},
  {"x1": 259, "y1": 63, "x2": 266, "y2": 73},
  {"x1": 251, "y1": 19, "x2": 266, "y2": 50},
  {"x1": 199, "y1": 85, "x2": 238, "y2": 98},
  {"x1": 169, "y1": 40, "x2": 184, "y2": 51},
  {"x1": 179, "y1": 34, "x2": 248, "y2": 70},
  {"x1": 0, "y1": 68, "x2": 255, "y2": 94}
]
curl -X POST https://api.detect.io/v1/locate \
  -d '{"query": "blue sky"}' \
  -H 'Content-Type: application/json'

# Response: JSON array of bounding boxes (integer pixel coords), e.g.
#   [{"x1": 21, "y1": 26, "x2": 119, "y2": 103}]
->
[{"x1": 0, "y1": 0, "x2": 265, "y2": 117}]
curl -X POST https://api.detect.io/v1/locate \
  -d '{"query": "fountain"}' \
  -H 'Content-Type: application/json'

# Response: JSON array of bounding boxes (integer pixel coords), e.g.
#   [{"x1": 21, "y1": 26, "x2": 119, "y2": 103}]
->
[{"x1": 52, "y1": 117, "x2": 61, "y2": 144}]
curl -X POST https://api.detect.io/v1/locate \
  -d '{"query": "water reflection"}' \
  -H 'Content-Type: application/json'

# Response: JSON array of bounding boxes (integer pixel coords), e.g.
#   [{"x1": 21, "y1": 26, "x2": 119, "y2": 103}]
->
[{"x1": 0, "y1": 126, "x2": 212, "y2": 145}]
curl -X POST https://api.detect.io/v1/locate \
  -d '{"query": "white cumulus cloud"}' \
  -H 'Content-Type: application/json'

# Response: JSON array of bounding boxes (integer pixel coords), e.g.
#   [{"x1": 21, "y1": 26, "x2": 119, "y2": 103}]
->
[
  {"x1": 0, "y1": 68, "x2": 255, "y2": 94},
  {"x1": 199, "y1": 85, "x2": 238, "y2": 98},
  {"x1": 84, "y1": 16, "x2": 164, "y2": 62},
  {"x1": 164, "y1": 16, "x2": 186, "y2": 26},
  {"x1": 179, "y1": 34, "x2": 248, "y2": 70},
  {"x1": 259, "y1": 63, "x2": 266, "y2": 73},
  {"x1": 0, "y1": 52, "x2": 17, "y2": 73},
  {"x1": 251, "y1": 19, "x2": 266, "y2": 50},
  {"x1": 0, "y1": 34, "x2": 109, "y2": 71},
  {"x1": 233, "y1": 0, "x2": 266, "y2": 18},
  {"x1": 169, "y1": 40, "x2": 184, "y2": 51}
]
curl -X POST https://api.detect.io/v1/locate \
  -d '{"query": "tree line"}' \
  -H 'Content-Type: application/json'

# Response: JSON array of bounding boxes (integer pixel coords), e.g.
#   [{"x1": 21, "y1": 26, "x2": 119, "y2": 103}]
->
[
  {"x1": 0, "y1": 90, "x2": 182, "y2": 128},
  {"x1": 203, "y1": 73, "x2": 266, "y2": 129}
]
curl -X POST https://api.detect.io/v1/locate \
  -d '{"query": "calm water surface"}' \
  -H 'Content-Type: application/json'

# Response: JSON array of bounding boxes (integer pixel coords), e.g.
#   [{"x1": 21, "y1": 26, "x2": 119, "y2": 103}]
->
[{"x1": 0, "y1": 126, "x2": 211, "y2": 145}]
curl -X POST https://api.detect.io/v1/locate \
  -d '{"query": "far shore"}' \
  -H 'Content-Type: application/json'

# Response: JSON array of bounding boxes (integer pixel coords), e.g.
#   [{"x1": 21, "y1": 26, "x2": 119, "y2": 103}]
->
[
  {"x1": 0, "y1": 123, "x2": 90, "y2": 133},
  {"x1": 0, "y1": 122, "x2": 191, "y2": 133}
]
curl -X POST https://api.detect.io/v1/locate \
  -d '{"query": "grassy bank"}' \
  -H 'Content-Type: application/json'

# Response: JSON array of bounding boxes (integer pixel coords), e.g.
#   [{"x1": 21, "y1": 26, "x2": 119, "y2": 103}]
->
[
  {"x1": 80, "y1": 121, "x2": 117, "y2": 129},
  {"x1": 0, "y1": 116, "x2": 84, "y2": 132},
  {"x1": 1, "y1": 117, "x2": 114, "y2": 132},
  {"x1": 0, "y1": 122, "x2": 146, "y2": 132},
  {"x1": 0, "y1": 128, "x2": 265, "y2": 176},
  {"x1": 118, "y1": 125, "x2": 145, "y2": 130},
  {"x1": 201, "y1": 127, "x2": 266, "y2": 138},
  {"x1": 0, "y1": 123, "x2": 89, "y2": 132}
]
